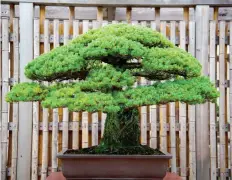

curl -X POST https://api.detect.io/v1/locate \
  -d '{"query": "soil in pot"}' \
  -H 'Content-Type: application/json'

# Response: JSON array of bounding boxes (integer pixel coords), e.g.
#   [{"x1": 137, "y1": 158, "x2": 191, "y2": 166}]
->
[{"x1": 64, "y1": 145, "x2": 165, "y2": 155}]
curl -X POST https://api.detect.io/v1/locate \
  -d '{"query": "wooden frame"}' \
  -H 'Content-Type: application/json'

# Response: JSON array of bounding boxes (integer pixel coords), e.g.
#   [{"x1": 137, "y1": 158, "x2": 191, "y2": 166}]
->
[
  {"x1": 17, "y1": 2, "x2": 33, "y2": 180},
  {"x1": 1, "y1": 1, "x2": 232, "y2": 180},
  {"x1": 1, "y1": 0, "x2": 232, "y2": 7}
]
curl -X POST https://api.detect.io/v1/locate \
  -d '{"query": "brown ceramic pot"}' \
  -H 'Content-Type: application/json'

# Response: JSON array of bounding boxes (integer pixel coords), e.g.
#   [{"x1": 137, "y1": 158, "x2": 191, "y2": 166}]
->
[{"x1": 57, "y1": 152, "x2": 172, "y2": 180}]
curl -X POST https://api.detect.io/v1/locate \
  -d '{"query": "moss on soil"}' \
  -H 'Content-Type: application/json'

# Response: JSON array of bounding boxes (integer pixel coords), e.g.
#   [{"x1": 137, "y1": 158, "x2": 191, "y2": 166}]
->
[{"x1": 64, "y1": 145, "x2": 164, "y2": 155}]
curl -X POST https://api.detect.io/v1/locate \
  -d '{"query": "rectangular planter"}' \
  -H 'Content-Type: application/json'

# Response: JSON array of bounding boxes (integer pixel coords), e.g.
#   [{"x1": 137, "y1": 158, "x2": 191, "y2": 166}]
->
[{"x1": 57, "y1": 152, "x2": 172, "y2": 180}]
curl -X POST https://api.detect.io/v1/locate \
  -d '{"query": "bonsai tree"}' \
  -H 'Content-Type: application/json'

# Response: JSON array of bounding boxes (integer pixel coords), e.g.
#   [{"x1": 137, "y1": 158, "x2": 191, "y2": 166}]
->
[{"x1": 6, "y1": 24, "x2": 219, "y2": 154}]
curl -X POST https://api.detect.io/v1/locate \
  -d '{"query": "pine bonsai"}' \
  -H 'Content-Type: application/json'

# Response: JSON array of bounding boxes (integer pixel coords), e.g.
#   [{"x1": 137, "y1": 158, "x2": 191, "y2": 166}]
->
[{"x1": 6, "y1": 23, "x2": 219, "y2": 154}]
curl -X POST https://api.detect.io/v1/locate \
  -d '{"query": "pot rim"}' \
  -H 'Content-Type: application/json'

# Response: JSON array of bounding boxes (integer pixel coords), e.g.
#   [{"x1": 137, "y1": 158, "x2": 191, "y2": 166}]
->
[{"x1": 57, "y1": 151, "x2": 172, "y2": 159}]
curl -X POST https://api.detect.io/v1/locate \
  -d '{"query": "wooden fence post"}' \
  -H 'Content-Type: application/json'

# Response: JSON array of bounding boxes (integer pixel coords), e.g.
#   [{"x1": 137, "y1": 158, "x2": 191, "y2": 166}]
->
[
  {"x1": 195, "y1": 5, "x2": 210, "y2": 180},
  {"x1": 209, "y1": 20, "x2": 217, "y2": 180},
  {"x1": 1, "y1": 16, "x2": 9, "y2": 180},
  {"x1": 17, "y1": 3, "x2": 33, "y2": 180},
  {"x1": 11, "y1": 17, "x2": 20, "y2": 180}
]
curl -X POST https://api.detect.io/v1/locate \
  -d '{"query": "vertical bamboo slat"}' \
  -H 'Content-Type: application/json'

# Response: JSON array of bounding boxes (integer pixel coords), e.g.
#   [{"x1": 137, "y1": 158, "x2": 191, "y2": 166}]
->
[
  {"x1": 41, "y1": 19, "x2": 50, "y2": 180},
  {"x1": 159, "y1": 21, "x2": 167, "y2": 153},
  {"x1": 101, "y1": 113, "x2": 107, "y2": 138},
  {"x1": 1, "y1": 17, "x2": 9, "y2": 180},
  {"x1": 229, "y1": 21, "x2": 232, "y2": 179},
  {"x1": 72, "y1": 20, "x2": 80, "y2": 150},
  {"x1": 64, "y1": 20, "x2": 70, "y2": 44},
  {"x1": 150, "y1": 21, "x2": 156, "y2": 31},
  {"x1": 52, "y1": 19, "x2": 60, "y2": 172},
  {"x1": 89, "y1": 15, "x2": 99, "y2": 146},
  {"x1": 38, "y1": 6, "x2": 46, "y2": 179},
  {"x1": 62, "y1": 106, "x2": 69, "y2": 151},
  {"x1": 219, "y1": 21, "x2": 226, "y2": 179},
  {"x1": 209, "y1": 20, "x2": 217, "y2": 180},
  {"x1": 11, "y1": 18, "x2": 19, "y2": 180},
  {"x1": 53, "y1": 19, "x2": 60, "y2": 47},
  {"x1": 93, "y1": 20, "x2": 100, "y2": 30},
  {"x1": 179, "y1": 21, "x2": 187, "y2": 180},
  {"x1": 188, "y1": 21, "x2": 196, "y2": 180},
  {"x1": 82, "y1": 20, "x2": 89, "y2": 33},
  {"x1": 141, "y1": 106, "x2": 147, "y2": 145},
  {"x1": 149, "y1": 21, "x2": 157, "y2": 149},
  {"x1": 82, "y1": 111, "x2": 89, "y2": 148},
  {"x1": 9, "y1": 9, "x2": 14, "y2": 174},
  {"x1": 140, "y1": 21, "x2": 148, "y2": 146},
  {"x1": 81, "y1": 21, "x2": 89, "y2": 148},
  {"x1": 73, "y1": 20, "x2": 79, "y2": 38},
  {"x1": 52, "y1": 107, "x2": 59, "y2": 172},
  {"x1": 169, "y1": 21, "x2": 177, "y2": 173},
  {"x1": 31, "y1": 18, "x2": 40, "y2": 180},
  {"x1": 149, "y1": 19, "x2": 160, "y2": 154},
  {"x1": 159, "y1": 103, "x2": 167, "y2": 152},
  {"x1": 41, "y1": 106, "x2": 49, "y2": 179},
  {"x1": 92, "y1": 112, "x2": 99, "y2": 146},
  {"x1": 62, "y1": 20, "x2": 70, "y2": 152},
  {"x1": 149, "y1": 105, "x2": 157, "y2": 149},
  {"x1": 72, "y1": 112, "x2": 79, "y2": 149},
  {"x1": 188, "y1": 105, "x2": 196, "y2": 180},
  {"x1": 184, "y1": 14, "x2": 191, "y2": 176}
]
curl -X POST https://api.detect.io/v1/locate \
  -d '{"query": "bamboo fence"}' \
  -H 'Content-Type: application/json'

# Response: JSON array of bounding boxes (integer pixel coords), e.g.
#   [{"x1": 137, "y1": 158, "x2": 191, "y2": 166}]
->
[{"x1": 0, "y1": 2, "x2": 232, "y2": 180}]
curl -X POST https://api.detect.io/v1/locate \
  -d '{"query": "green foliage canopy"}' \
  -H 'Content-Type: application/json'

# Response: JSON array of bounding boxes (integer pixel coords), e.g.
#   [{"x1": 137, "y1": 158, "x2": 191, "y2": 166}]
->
[{"x1": 6, "y1": 23, "x2": 219, "y2": 112}]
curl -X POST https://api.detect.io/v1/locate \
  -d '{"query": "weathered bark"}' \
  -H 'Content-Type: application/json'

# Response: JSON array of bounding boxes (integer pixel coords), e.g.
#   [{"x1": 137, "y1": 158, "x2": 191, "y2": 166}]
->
[{"x1": 101, "y1": 108, "x2": 140, "y2": 148}]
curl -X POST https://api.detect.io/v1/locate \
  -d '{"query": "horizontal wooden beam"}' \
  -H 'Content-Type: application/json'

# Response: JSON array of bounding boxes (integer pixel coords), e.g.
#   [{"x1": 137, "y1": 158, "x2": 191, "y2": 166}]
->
[
  {"x1": 7, "y1": 121, "x2": 230, "y2": 132},
  {"x1": 1, "y1": 0, "x2": 232, "y2": 7},
  {"x1": 1, "y1": 32, "x2": 231, "y2": 46},
  {"x1": 8, "y1": 122, "x2": 182, "y2": 131},
  {"x1": 2, "y1": 5, "x2": 232, "y2": 21}
]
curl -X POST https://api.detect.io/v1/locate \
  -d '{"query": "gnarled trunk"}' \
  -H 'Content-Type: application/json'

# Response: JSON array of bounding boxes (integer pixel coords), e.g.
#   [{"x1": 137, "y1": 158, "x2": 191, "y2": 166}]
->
[{"x1": 101, "y1": 108, "x2": 140, "y2": 148}]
